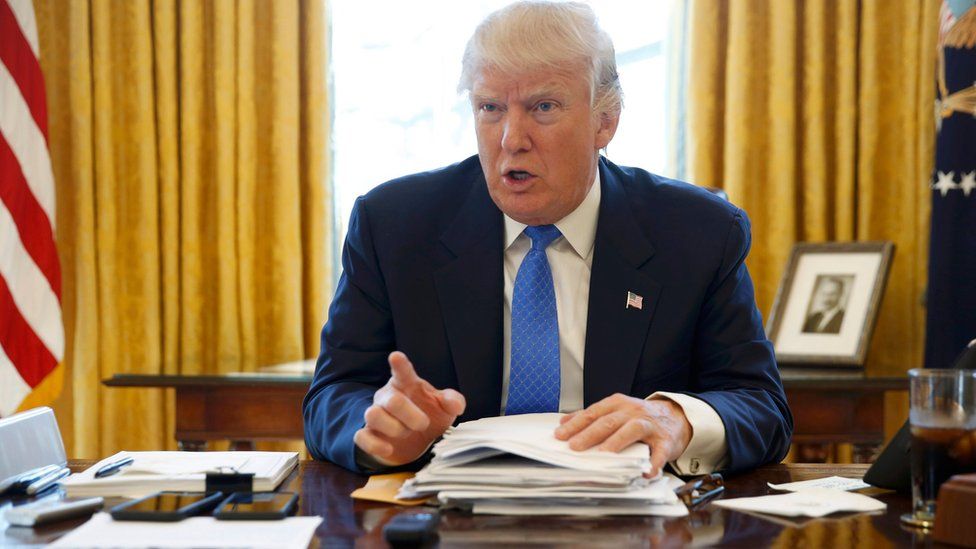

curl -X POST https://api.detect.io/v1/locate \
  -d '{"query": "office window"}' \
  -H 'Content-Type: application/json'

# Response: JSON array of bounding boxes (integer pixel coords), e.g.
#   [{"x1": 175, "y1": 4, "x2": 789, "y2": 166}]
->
[{"x1": 331, "y1": 1, "x2": 678, "y2": 257}]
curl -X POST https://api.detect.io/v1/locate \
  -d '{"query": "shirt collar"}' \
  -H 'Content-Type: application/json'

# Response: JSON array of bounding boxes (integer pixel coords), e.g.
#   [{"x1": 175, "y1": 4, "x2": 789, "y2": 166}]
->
[{"x1": 503, "y1": 168, "x2": 601, "y2": 260}]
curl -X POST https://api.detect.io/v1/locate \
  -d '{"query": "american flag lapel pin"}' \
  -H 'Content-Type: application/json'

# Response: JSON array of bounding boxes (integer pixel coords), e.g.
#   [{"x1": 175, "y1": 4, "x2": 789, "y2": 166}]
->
[{"x1": 626, "y1": 291, "x2": 643, "y2": 310}]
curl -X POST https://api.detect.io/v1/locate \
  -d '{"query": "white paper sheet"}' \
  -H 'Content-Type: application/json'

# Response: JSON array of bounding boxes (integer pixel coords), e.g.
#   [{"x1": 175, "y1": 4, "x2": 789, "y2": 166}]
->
[
  {"x1": 432, "y1": 414, "x2": 651, "y2": 473},
  {"x1": 768, "y1": 476, "x2": 870, "y2": 492},
  {"x1": 471, "y1": 500, "x2": 689, "y2": 517},
  {"x1": 48, "y1": 512, "x2": 321, "y2": 549},
  {"x1": 413, "y1": 454, "x2": 642, "y2": 489},
  {"x1": 712, "y1": 488, "x2": 886, "y2": 518},
  {"x1": 437, "y1": 476, "x2": 680, "y2": 502}
]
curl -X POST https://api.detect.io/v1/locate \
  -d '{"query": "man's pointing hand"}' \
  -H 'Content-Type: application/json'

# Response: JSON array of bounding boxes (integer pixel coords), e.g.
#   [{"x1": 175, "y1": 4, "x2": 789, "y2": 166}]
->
[{"x1": 354, "y1": 351, "x2": 466, "y2": 466}]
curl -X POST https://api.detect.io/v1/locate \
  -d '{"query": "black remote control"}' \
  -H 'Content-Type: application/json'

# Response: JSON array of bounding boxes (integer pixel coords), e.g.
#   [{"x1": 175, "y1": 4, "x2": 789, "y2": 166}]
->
[{"x1": 382, "y1": 511, "x2": 440, "y2": 545}]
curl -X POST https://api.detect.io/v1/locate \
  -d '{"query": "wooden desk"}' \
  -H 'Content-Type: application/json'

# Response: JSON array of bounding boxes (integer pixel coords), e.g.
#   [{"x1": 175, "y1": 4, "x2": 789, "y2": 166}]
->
[
  {"x1": 0, "y1": 462, "x2": 942, "y2": 547},
  {"x1": 104, "y1": 369, "x2": 908, "y2": 459}
]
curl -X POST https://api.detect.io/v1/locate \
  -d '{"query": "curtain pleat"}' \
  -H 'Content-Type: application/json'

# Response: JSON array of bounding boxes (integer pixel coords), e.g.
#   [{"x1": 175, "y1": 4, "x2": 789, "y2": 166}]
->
[{"x1": 856, "y1": 1, "x2": 937, "y2": 373}]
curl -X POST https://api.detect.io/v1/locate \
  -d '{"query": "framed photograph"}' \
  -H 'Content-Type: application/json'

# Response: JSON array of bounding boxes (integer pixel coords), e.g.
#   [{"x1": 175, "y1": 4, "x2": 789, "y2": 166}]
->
[{"x1": 765, "y1": 242, "x2": 895, "y2": 366}]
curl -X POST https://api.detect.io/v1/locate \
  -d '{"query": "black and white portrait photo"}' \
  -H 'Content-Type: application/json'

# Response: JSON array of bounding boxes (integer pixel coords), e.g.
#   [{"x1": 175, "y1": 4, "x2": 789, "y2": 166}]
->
[
  {"x1": 801, "y1": 275, "x2": 854, "y2": 334},
  {"x1": 766, "y1": 242, "x2": 893, "y2": 366}
]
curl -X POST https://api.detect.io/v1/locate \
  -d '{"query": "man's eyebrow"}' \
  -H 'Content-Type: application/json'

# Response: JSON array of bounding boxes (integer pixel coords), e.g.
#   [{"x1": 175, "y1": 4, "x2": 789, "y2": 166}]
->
[
  {"x1": 522, "y1": 86, "x2": 571, "y2": 105},
  {"x1": 471, "y1": 93, "x2": 501, "y2": 104},
  {"x1": 526, "y1": 86, "x2": 566, "y2": 99},
  {"x1": 471, "y1": 85, "x2": 570, "y2": 105}
]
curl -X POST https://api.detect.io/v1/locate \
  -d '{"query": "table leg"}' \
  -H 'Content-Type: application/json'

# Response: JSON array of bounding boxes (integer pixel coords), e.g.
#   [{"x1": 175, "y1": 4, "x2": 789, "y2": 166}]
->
[
  {"x1": 795, "y1": 442, "x2": 832, "y2": 463},
  {"x1": 178, "y1": 440, "x2": 208, "y2": 451},
  {"x1": 852, "y1": 442, "x2": 882, "y2": 463},
  {"x1": 229, "y1": 440, "x2": 255, "y2": 451}
]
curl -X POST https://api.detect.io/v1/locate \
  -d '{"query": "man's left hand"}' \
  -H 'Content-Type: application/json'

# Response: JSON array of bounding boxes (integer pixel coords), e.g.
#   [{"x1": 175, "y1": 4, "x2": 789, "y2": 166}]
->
[{"x1": 554, "y1": 394, "x2": 692, "y2": 475}]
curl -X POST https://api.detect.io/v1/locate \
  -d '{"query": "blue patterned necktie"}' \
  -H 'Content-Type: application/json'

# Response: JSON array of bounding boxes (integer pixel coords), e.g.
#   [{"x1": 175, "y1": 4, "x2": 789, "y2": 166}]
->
[{"x1": 507, "y1": 224, "x2": 562, "y2": 415}]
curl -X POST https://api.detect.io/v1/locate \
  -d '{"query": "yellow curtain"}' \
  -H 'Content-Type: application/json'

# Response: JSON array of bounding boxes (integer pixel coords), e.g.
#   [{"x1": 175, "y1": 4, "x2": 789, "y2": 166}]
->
[
  {"x1": 686, "y1": 0, "x2": 938, "y2": 376},
  {"x1": 33, "y1": 0, "x2": 330, "y2": 458}
]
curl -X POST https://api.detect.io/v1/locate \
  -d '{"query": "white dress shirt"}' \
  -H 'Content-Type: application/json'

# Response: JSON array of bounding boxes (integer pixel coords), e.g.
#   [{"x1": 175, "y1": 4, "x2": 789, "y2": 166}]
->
[{"x1": 500, "y1": 171, "x2": 728, "y2": 475}]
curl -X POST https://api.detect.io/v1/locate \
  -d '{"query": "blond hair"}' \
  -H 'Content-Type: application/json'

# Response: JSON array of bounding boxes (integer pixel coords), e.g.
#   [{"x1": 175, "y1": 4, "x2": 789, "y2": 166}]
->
[{"x1": 458, "y1": 1, "x2": 623, "y2": 117}]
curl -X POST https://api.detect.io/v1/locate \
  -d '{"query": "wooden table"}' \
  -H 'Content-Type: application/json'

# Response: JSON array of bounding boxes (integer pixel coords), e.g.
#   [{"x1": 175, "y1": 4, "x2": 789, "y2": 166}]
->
[
  {"x1": 0, "y1": 462, "x2": 946, "y2": 547},
  {"x1": 103, "y1": 372, "x2": 311, "y2": 451},
  {"x1": 779, "y1": 367, "x2": 907, "y2": 462},
  {"x1": 104, "y1": 368, "x2": 908, "y2": 458}
]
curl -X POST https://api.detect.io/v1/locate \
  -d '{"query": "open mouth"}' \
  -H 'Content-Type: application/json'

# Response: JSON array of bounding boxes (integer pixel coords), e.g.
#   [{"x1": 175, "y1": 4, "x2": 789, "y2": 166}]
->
[{"x1": 506, "y1": 170, "x2": 533, "y2": 181}]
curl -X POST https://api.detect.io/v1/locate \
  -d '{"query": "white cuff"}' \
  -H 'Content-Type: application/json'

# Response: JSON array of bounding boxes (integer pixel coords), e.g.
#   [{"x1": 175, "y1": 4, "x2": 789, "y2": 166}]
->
[{"x1": 648, "y1": 391, "x2": 727, "y2": 475}]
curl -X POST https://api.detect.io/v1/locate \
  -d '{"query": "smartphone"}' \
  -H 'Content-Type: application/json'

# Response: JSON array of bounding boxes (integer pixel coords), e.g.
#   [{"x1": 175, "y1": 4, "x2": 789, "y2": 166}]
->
[
  {"x1": 213, "y1": 492, "x2": 298, "y2": 520},
  {"x1": 110, "y1": 491, "x2": 225, "y2": 522}
]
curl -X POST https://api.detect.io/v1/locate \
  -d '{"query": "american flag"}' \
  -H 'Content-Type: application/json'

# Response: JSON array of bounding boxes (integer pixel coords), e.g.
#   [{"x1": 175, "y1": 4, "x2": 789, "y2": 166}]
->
[
  {"x1": 925, "y1": 1, "x2": 976, "y2": 368},
  {"x1": 626, "y1": 291, "x2": 643, "y2": 310},
  {"x1": 0, "y1": 0, "x2": 63, "y2": 416},
  {"x1": 940, "y1": 1, "x2": 958, "y2": 45}
]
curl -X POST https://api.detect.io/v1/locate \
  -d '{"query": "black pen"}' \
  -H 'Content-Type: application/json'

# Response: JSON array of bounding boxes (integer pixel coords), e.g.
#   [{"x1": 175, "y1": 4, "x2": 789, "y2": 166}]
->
[{"x1": 94, "y1": 456, "x2": 134, "y2": 479}]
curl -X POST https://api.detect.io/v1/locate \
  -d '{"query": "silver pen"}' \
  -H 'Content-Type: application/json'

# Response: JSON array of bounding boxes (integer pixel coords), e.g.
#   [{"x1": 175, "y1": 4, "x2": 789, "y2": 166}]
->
[{"x1": 25, "y1": 467, "x2": 71, "y2": 495}]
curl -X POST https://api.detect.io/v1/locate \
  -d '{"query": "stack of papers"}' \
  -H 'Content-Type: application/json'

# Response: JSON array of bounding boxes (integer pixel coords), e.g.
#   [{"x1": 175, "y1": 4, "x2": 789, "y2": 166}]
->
[
  {"x1": 397, "y1": 413, "x2": 687, "y2": 516},
  {"x1": 62, "y1": 451, "x2": 298, "y2": 498}
]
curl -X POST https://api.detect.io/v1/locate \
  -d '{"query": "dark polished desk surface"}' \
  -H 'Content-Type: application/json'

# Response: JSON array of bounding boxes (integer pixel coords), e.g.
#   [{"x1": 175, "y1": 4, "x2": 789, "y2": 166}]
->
[{"x1": 0, "y1": 461, "x2": 945, "y2": 547}]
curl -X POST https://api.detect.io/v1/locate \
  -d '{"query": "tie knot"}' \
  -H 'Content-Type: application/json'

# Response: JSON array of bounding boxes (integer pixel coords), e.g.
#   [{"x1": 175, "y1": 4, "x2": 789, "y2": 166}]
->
[{"x1": 524, "y1": 224, "x2": 562, "y2": 251}]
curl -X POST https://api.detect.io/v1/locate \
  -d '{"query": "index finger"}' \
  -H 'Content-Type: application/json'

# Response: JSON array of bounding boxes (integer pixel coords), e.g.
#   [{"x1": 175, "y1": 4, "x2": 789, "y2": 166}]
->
[
  {"x1": 388, "y1": 351, "x2": 420, "y2": 389},
  {"x1": 554, "y1": 397, "x2": 620, "y2": 440}
]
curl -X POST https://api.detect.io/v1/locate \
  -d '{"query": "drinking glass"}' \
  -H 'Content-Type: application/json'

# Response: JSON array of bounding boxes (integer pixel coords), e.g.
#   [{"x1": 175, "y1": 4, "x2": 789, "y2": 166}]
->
[{"x1": 901, "y1": 368, "x2": 976, "y2": 528}]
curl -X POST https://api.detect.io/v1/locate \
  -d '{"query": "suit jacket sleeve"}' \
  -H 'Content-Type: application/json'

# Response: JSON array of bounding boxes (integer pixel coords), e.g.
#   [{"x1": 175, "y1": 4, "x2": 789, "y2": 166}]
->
[
  {"x1": 303, "y1": 197, "x2": 393, "y2": 472},
  {"x1": 688, "y1": 209, "x2": 793, "y2": 473}
]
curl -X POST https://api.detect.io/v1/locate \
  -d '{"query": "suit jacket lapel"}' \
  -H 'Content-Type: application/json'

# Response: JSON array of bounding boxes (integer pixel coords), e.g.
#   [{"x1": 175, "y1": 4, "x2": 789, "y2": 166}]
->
[
  {"x1": 433, "y1": 173, "x2": 505, "y2": 420},
  {"x1": 583, "y1": 160, "x2": 661, "y2": 405}
]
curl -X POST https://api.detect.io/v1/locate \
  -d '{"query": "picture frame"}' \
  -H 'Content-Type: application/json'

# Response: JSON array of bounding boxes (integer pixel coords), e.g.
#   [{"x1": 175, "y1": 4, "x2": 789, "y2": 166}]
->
[{"x1": 765, "y1": 241, "x2": 895, "y2": 367}]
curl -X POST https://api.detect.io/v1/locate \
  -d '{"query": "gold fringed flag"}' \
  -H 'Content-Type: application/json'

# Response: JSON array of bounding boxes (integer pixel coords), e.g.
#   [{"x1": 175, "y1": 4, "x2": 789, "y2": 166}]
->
[{"x1": 926, "y1": 1, "x2": 976, "y2": 368}]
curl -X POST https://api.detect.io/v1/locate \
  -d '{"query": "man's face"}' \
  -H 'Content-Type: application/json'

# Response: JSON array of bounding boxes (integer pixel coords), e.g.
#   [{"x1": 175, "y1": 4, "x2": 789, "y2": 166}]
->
[
  {"x1": 818, "y1": 280, "x2": 843, "y2": 310},
  {"x1": 471, "y1": 67, "x2": 617, "y2": 226}
]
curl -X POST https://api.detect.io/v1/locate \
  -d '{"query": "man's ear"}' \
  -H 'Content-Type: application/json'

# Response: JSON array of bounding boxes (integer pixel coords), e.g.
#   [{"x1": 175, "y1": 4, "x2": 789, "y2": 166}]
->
[{"x1": 595, "y1": 112, "x2": 620, "y2": 150}]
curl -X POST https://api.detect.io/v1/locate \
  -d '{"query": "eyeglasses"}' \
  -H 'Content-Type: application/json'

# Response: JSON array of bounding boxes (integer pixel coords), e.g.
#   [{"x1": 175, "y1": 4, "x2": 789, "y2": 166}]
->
[{"x1": 675, "y1": 473, "x2": 724, "y2": 508}]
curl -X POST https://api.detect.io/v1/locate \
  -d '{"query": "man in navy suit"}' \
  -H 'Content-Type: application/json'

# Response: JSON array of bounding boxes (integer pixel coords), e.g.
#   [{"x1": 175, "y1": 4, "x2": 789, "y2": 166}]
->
[
  {"x1": 303, "y1": 1, "x2": 792, "y2": 475},
  {"x1": 802, "y1": 277, "x2": 848, "y2": 334}
]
